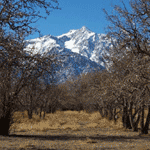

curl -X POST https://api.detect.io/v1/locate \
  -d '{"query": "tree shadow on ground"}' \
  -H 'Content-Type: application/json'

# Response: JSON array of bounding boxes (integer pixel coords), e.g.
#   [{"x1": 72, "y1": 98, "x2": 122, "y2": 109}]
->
[
  {"x1": 5, "y1": 148, "x2": 58, "y2": 150},
  {"x1": 2, "y1": 144, "x2": 68, "y2": 150},
  {"x1": 1, "y1": 133, "x2": 150, "y2": 143}
]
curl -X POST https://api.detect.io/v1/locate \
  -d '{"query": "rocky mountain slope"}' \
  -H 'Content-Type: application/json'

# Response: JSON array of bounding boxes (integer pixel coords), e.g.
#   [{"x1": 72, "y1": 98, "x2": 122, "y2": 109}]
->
[{"x1": 25, "y1": 26, "x2": 112, "y2": 84}]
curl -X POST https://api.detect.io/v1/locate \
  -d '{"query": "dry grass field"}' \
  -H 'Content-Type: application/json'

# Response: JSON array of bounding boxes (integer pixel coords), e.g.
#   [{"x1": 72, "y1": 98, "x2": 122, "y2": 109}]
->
[{"x1": 1, "y1": 110, "x2": 150, "y2": 150}]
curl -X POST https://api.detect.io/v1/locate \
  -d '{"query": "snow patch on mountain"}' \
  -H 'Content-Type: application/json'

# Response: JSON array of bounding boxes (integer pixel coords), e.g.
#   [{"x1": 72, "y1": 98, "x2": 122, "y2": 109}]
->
[
  {"x1": 25, "y1": 26, "x2": 112, "y2": 84},
  {"x1": 57, "y1": 29, "x2": 76, "y2": 38}
]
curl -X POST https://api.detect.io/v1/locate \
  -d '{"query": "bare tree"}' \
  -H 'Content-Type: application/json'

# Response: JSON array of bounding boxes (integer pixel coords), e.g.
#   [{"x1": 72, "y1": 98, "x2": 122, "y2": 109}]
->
[
  {"x1": 104, "y1": 0, "x2": 150, "y2": 134},
  {"x1": 0, "y1": 0, "x2": 60, "y2": 135},
  {"x1": 0, "y1": 0, "x2": 59, "y2": 36}
]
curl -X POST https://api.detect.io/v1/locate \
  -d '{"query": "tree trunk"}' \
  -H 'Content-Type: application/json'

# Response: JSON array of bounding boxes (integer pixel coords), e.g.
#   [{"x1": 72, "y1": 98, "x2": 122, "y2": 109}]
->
[
  {"x1": 113, "y1": 108, "x2": 117, "y2": 122},
  {"x1": 122, "y1": 106, "x2": 126, "y2": 127},
  {"x1": 105, "y1": 106, "x2": 108, "y2": 117},
  {"x1": 51, "y1": 105, "x2": 53, "y2": 114},
  {"x1": 129, "y1": 106, "x2": 142, "y2": 132},
  {"x1": 46, "y1": 104, "x2": 50, "y2": 113},
  {"x1": 122, "y1": 98, "x2": 127, "y2": 127},
  {"x1": 28, "y1": 95, "x2": 33, "y2": 119},
  {"x1": 133, "y1": 113, "x2": 141, "y2": 132},
  {"x1": 0, "y1": 108, "x2": 12, "y2": 136},
  {"x1": 43, "y1": 110, "x2": 46, "y2": 119},
  {"x1": 140, "y1": 101, "x2": 145, "y2": 134},
  {"x1": 129, "y1": 101, "x2": 135, "y2": 131},
  {"x1": 28, "y1": 109, "x2": 33, "y2": 119},
  {"x1": 123, "y1": 100, "x2": 132, "y2": 129},
  {"x1": 40, "y1": 106, "x2": 43, "y2": 118},
  {"x1": 126, "y1": 115, "x2": 132, "y2": 129},
  {"x1": 108, "y1": 106, "x2": 113, "y2": 120},
  {"x1": 141, "y1": 106, "x2": 150, "y2": 134},
  {"x1": 34, "y1": 108, "x2": 39, "y2": 115},
  {"x1": 99, "y1": 107, "x2": 104, "y2": 117}
]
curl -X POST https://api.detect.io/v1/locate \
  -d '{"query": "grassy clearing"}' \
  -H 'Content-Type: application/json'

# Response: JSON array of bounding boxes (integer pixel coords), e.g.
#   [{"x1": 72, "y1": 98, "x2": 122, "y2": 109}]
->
[
  {"x1": 0, "y1": 110, "x2": 149, "y2": 150},
  {"x1": 10, "y1": 110, "x2": 123, "y2": 132}
]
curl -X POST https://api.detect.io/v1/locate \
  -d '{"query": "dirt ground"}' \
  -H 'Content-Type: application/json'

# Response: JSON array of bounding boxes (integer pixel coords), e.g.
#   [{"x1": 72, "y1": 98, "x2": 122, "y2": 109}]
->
[{"x1": 1, "y1": 110, "x2": 150, "y2": 150}]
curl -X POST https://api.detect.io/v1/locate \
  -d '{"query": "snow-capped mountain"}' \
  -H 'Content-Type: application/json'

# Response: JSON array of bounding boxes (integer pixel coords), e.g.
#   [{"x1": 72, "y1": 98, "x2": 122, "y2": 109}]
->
[{"x1": 25, "y1": 26, "x2": 112, "y2": 84}]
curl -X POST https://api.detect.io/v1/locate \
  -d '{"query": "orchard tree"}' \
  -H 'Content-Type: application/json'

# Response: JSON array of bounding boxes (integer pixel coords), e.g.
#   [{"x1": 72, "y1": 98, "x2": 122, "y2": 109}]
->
[
  {"x1": 0, "y1": 0, "x2": 60, "y2": 136},
  {"x1": 104, "y1": 0, "x2": 150, "y2": 134},
  {"x1": 0, "y1": 0, "x2": 59, "y2": 35}
]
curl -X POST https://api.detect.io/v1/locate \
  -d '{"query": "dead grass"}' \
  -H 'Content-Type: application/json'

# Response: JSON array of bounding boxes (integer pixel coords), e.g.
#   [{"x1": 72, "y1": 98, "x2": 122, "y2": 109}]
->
[
  {"x1": 0, "y1": 110, "x2": 150, "y2": 150},
  {"x1": 10, "y1": 110, "x2": 124, "y2": 132}
]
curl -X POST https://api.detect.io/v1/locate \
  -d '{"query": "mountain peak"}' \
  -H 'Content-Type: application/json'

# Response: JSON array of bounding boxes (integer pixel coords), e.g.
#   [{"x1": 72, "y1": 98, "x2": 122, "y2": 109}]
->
[
  {"x1": 80, "y1": 26, "x2": 92, "y2": 32},
  {"x1": 25, "y1": 26, "x2": 112, "y2": 84}
]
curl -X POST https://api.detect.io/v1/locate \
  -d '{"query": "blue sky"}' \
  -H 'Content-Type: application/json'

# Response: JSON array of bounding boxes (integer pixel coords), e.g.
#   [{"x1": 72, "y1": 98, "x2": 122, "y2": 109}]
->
[{"x1": 27, "y1": 0, "x2": 130, "y2": 40}]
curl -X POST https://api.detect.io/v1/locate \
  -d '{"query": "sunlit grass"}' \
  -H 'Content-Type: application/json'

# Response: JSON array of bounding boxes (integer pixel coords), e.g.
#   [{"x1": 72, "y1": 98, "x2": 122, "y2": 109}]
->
[
  {"x1": 10, "y1": 108, "x2": 149, "y2": 133},
  {"x1": 10, "y1": 109, "x2": 124, "y2": 133},
  {"x1": 2, "y1": 108, "x2": 149, "y2": 150}
]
